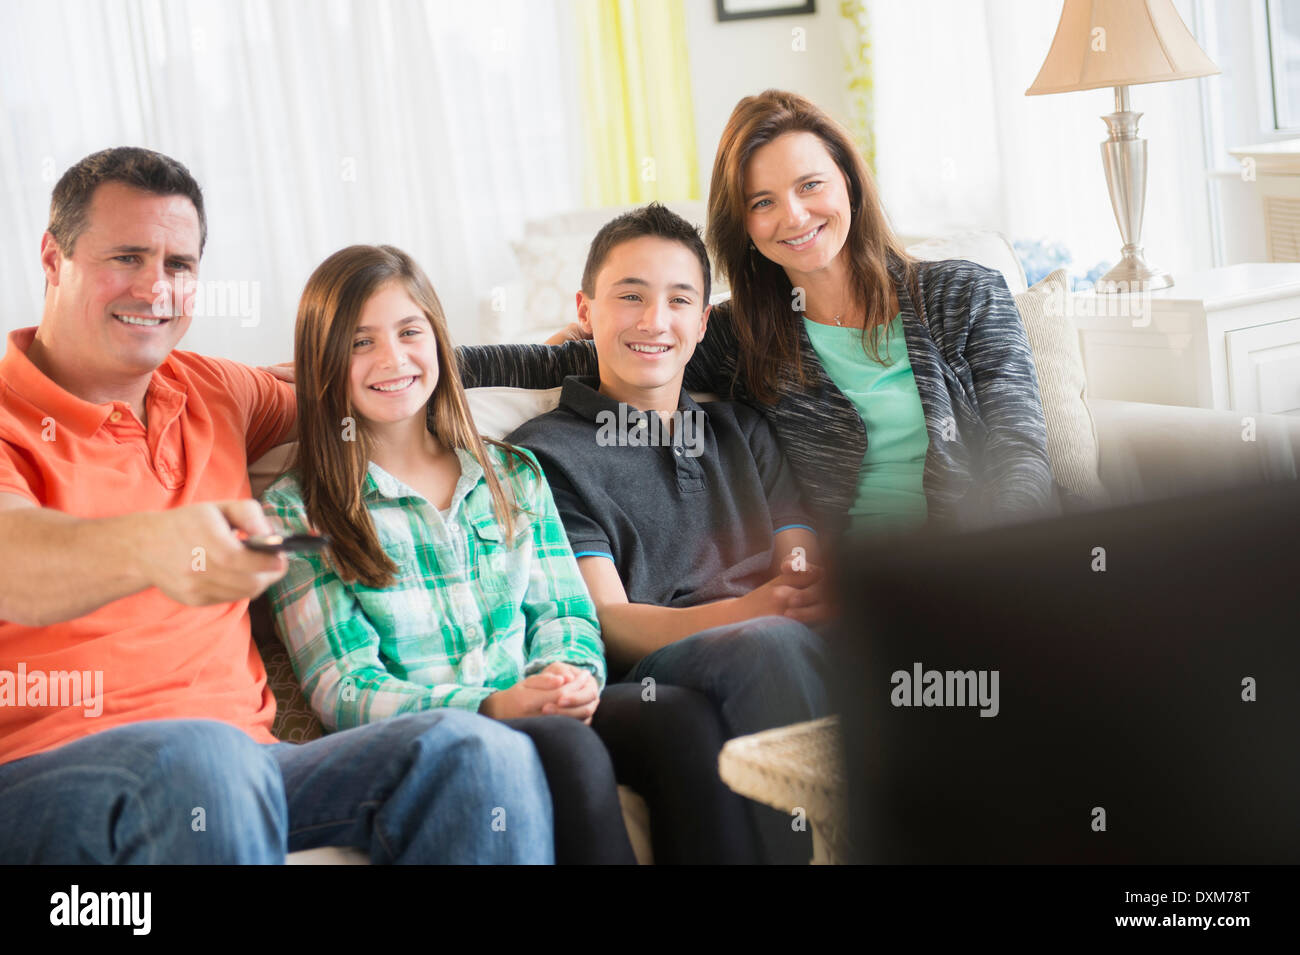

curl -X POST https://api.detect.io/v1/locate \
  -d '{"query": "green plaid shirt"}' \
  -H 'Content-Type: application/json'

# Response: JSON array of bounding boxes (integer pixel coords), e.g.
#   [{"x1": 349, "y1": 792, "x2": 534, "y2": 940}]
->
[{"x1": 261, "y1": 445, "x2": 605, "y2": 731}]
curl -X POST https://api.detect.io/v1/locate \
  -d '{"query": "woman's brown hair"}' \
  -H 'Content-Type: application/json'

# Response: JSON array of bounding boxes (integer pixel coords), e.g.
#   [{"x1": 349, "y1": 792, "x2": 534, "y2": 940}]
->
[
  {"x1": 707, "y1": 89, "x2": 924, "y2": 404},
  {"x1": 291, "y1": 244, "x2": 537, "y2": 589}
]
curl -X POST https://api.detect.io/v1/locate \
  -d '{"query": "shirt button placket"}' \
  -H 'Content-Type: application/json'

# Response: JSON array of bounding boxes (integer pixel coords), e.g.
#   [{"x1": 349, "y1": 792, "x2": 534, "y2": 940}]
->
[{"x1": 460, "y1": 645, "x2": 485, "y2": 685}]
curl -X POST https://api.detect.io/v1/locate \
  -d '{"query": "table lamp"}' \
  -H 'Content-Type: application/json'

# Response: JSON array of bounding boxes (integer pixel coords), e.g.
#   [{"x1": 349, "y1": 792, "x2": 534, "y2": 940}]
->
[{"x1": 1026, "y1": 0, "x2": 1220, "y2": 291}]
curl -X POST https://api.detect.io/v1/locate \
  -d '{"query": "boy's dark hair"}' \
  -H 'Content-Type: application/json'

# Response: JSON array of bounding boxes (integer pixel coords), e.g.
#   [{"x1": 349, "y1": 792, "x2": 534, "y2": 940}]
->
[
  {"x1": 48, "y1": 147, "x2": 207, "y2": 257},
  {"x1": 581, "y1": 202, "x2": 711, "y2": 305}
]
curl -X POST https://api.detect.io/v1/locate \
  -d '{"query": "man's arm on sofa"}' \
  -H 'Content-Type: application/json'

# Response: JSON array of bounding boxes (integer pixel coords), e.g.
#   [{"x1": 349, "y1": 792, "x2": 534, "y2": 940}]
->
[{"x1": 0, "y1": 493, "x2": 286, "y2": 627}]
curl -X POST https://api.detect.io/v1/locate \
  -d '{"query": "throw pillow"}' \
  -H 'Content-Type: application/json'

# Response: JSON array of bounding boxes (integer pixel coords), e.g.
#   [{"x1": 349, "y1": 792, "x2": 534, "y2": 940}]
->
[
  {"x1": 509, "y1": 233, "x2": 593, "y2": 334},
  {"x1": 250, "y1": 594, "x2": 325, "y2": 743},
  {"x1": 1014, "y1": 268, "x2": 1110, "y2": 508}
]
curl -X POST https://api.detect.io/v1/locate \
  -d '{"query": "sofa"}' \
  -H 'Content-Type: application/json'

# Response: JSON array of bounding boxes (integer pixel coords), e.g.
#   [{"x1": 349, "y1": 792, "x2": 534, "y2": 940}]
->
[
  {"x1": 250, "y1": 215, "x2": 1299, "y2": 864},
  {"x1": 251, "y1": 388, "x2": 1299, "y2": 865}
]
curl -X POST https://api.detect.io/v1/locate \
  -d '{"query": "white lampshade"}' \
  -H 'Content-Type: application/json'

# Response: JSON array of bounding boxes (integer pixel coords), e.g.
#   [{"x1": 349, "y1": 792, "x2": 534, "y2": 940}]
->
[{"x1": 1025, "y1": 0, "x2": 1219, "y2": 95}]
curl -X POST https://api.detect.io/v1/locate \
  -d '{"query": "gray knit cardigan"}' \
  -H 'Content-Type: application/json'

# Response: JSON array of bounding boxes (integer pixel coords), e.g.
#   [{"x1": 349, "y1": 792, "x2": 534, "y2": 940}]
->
[{"x1": 458, "y1": 257, "x2": 1059, "y2": 537}]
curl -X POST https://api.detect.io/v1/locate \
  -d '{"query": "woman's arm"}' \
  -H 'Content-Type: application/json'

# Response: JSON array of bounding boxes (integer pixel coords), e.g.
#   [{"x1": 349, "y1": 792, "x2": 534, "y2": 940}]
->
[
  {"x1": 962, "y1": 268, "x2": 1058, "y2": 521},
  {"x1": 683, "y1": 300, "x2": 738, "y2": 395},
  {"x1": 454, "y1": 299, "x2": 737, "y2": 394},
  {"x1": 455, "y1": 340, "x2": 598, "y2": 389}
]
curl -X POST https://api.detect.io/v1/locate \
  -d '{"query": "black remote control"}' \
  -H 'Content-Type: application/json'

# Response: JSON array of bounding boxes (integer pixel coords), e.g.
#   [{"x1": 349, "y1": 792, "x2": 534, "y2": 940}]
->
[{"x1": 243, "y1": 533, "x2": 331, "y2": 554}]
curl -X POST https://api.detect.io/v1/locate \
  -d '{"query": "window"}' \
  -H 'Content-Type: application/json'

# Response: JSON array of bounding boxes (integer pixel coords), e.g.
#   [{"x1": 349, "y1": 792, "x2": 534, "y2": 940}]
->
[{"x1": 1266, "y1": 0, "x2": 1300, "y2": 129}]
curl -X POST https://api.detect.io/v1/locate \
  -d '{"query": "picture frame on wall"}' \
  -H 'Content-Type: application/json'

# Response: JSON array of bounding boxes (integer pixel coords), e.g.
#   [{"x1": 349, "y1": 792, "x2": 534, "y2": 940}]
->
[{"x1": 715, "y1": 0, "x2": 816, "y2": 22}]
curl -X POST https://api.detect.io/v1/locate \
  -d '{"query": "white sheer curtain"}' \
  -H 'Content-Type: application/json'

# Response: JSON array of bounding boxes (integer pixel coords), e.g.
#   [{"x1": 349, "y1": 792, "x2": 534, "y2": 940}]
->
[
  {"x1": 868, "y1": 0, "x2": 1216, "y2": 283},
  {"x1": 0, "y1": 0, "x2": 581, "y2": 361}
]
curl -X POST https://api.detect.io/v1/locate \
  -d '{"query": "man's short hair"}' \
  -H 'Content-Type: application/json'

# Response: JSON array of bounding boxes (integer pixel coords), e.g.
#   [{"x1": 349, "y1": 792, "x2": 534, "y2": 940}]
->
[
  {"x1": 48, "y1": 147, "x2": 207, "y2": 257},
  {"x1": 581, "y1": 202, "x2": 711, "y2": 305}
]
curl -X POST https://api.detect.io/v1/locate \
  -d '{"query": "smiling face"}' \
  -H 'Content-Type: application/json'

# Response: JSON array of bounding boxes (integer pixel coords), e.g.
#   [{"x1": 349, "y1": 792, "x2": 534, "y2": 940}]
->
[
  {"x1": 577, "y1": 235, "x2": 710, "y2": 410},
  {"x1": 39, "y1": 181, "x2": 201, "y2": 379},
  {"x1": 743, "y1": 130, "x2": 854, "y2": 285},
  {"x1": 347, "y1": 281, "x2": 439, "y2": 428}
]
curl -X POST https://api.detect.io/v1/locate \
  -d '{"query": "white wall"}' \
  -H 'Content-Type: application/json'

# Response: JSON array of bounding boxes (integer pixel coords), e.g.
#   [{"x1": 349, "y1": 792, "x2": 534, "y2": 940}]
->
[{"x1": 683, "y1": 0, "x2": 848, "y2": 198}]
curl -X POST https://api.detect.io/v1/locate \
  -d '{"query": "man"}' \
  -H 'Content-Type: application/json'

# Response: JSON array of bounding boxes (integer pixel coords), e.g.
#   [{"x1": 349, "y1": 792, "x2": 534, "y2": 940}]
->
[
  {"x1": 504, "y1": 204, "x2": 830, "y2": 863},
  {"x1": 0, "y1": 147, "x2": 553, "y2": 863}
]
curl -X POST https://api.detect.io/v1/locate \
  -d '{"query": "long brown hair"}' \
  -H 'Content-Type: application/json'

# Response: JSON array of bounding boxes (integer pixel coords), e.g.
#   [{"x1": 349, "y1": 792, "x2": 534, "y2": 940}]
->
[
  {"x1": 707, "y1": 89, "x2": 924, "y2": 404},
  {"x1": 291, "y1": 244, "x2": 537, "y2": 589}
]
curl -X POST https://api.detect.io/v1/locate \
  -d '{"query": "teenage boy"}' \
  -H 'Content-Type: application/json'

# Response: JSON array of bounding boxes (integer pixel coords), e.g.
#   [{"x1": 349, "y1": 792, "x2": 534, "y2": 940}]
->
[
  {"x1": 506, "y1": 204, "x2": 830, "y2": 863},
  {"x1": 0, "y1": 147, "x2": 554, "y2": 863}
]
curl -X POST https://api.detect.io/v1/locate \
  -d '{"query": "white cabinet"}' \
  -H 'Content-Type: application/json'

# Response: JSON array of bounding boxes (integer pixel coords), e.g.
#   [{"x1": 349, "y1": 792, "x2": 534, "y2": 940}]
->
[
  {"x1": 1068, "y1": 263, "x2": 1300, "y2": 415},
  {"x1": 1225, "y1": 317, "x2": 1300, "y2": 414}
]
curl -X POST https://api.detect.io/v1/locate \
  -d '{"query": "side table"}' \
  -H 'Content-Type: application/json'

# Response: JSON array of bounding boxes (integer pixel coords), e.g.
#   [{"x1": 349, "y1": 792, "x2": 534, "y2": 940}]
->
[{"x1": 1066, "y1": 263, "x2": 1300, "y2": 415}]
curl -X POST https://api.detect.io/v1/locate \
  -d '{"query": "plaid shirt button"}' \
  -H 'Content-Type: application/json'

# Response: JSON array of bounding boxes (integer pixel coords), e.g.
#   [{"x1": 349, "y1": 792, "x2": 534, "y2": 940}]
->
[{"x1": 460, "y1": 646, "x2": 485, "y2": 684}]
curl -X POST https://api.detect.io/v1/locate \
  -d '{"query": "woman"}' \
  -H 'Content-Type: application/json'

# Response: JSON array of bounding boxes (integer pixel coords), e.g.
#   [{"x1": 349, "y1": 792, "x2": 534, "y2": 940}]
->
[
  {"x1": 262, "y1": 244, "x2": 760, "y2": 864},
  {"x1": 458, "y1": 89, "x2": 1057, "y2": 539}
]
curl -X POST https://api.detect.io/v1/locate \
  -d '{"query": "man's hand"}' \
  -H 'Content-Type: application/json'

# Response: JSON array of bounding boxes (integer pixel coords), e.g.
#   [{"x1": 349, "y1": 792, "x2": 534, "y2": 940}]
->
[
  {"x1": 259, "y1": 361, "x2": 295, "y2": 384},
  {"x1": 776, "y1": 552, "x2": 836, "y2": 623},
  {"x1": 542, "y1": 323, "x2": 592, "y2": 346},
  {"x1": 133, "y1": 500, "x2": 289, "y2": 607},
  {"x1": 742, "y1": 556, "x2": 835, "y2": 624},
  {"x1": 480, "y1": 662, "x2": 600, "y2": 724}
]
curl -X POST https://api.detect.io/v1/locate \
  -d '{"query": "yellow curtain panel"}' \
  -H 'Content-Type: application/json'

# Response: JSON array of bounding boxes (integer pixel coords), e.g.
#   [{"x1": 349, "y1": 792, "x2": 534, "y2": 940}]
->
[
  {"x1": 840, "y1": 0, "x2": 876, "y2": 176},
  {"x1": 574, "y1": 0, "x2": 701, "y2": 206}
]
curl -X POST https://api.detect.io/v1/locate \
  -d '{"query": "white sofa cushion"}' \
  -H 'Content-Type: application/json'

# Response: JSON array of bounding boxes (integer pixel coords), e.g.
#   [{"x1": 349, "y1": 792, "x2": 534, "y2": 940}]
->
[
  {"x1": 904, "y1": 229, "x2": 1028, "y2": 294},
  {"x1": 467, "y1": 386, "x2": 564, "y2": 441},
  {"x1": 1089, "y1": 398, "x2": 1300, "y2": 506},
  {"x1": 1013, "y1": 269, "x2": 1108, "y2": 507}
]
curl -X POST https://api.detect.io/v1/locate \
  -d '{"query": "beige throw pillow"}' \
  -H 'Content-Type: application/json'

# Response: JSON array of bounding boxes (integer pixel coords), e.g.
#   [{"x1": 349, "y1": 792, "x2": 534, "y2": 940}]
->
[
  {"x1": 508, "y1": 232, "x2": 593, "y2": 334},
  {"x1": 1014, "y1": 268, "x2": 1110, "y2": 508}
]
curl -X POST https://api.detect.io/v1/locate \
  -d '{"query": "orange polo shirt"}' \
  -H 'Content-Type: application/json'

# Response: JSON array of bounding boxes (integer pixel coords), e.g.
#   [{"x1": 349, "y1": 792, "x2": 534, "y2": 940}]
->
[{"x1": 0, "y1": 327, "x2": 296, "y2": 765}]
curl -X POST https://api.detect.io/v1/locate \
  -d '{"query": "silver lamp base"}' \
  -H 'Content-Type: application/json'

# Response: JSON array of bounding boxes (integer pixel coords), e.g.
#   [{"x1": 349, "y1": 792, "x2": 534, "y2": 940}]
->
[
  {"x1": 1096, "y1": 86, "x2": 1173, "y2": 294},
  {"x1": 1096, "y1": 244, "x2": 1173, "y2": 292}
]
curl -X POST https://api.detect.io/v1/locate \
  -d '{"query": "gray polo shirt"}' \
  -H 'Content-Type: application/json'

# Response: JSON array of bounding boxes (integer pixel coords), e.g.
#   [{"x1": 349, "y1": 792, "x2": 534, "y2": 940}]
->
[{"x1": 506, "y1": 376, "x2": 813, "y2": 609}]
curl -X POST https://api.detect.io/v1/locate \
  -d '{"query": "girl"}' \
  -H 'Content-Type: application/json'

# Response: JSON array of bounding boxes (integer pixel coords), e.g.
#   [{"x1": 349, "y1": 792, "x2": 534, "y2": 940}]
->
[{"x1": 263, "y1": 245, "x2": 758, "y2": 864}]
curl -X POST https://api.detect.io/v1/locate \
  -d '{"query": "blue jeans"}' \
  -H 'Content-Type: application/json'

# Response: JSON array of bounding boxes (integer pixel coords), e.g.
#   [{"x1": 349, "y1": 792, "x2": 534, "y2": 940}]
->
[
  {"x1": 624, "y1": 615, "x2": 829, "y2": 864},
  {"x1": 0, "y1": 711, "x2": 553, "y2": 864}
]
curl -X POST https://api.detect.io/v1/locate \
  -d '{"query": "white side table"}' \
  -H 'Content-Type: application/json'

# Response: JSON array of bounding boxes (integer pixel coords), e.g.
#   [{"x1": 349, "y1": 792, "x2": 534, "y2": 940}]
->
[{"x1": 1066, "y1": 263, "x2": 1300, "y2": 415}]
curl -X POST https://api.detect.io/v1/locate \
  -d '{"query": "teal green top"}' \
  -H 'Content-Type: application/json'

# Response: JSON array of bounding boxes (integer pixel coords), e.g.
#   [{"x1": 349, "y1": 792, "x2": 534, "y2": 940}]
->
[{"x1": 802, "y1": 314, "x2": 929, "y2": 535}]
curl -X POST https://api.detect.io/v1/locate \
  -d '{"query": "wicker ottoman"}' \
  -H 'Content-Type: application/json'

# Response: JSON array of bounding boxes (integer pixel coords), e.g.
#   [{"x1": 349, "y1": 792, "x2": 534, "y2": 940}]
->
[{"x1": 718, "y1": 716, "x2": 849, "y2": 865}]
